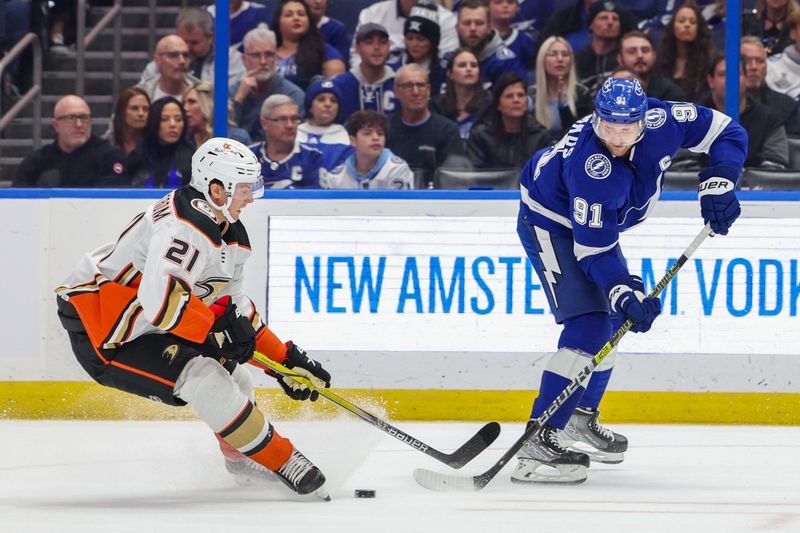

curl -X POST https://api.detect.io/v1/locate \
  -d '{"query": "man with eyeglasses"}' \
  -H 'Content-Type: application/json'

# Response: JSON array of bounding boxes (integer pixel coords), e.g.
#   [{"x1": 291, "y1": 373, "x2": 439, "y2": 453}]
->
[
  {"x1": 387, "y1": 64, "x2": 465, "y2": 188},
  {"x1": 234, "y1": 27, "x2": 304, "y2": 143},
  {"x1": 14, "y1": 95, "x2": 126, "y2": 187},
  {"x1": 137, "y1": 35, "x2": 201, "y2": 103},
  {"x1": 140, "y1": 8, "x2": 246, "y2": 97},
  {"x1": 250, "y1": 95, "x2": 323, "y2": 188},
  {"x1": 332, "y1": 23, "x2": 397, "y2": 123}
]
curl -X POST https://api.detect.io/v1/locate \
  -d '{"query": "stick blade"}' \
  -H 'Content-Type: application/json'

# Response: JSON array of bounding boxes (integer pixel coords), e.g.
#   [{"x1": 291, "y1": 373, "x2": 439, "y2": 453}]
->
[
  {"x1": 446, "y1": 422, "x2": 501, "y2": 468},
  {"x1": 413, "y1": 468, "x2": 480, "y2": 492}
]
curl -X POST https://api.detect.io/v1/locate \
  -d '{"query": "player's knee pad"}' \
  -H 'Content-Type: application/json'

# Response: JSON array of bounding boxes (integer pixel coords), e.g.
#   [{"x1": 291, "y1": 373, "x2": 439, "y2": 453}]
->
[
  {"x1": 230, "y1": 363, "x2": 255, "y2": 403},
  {"x1": 545, "y1": 347, "x2": 592, "y2": 379},
  {"x1": 174, "y1": 356, "x2": 249, "y2": 432},
  {"x1": 559, "y1": 312, "x2": 613, "y2": 356},
  {"x1": 595, "y1": 346, "x2": 617, "y2": 372}
]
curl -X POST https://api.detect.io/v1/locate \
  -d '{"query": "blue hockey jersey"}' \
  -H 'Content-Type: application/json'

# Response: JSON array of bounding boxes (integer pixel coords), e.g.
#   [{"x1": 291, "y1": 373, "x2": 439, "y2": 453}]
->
[
  {"x1": 519, "y1": 98, "x2": 747, "y2": 289},
  {"x1": 250, "y1": 141, "x2": 323, "y2": 189},
  {"x1": 332, "y1": 67, "x2": 397, "y2": 122}
]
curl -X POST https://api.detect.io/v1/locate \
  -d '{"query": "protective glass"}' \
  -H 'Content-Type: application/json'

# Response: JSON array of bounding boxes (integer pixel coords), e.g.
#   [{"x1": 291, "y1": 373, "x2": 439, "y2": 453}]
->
[
  {"x1": 233, "y1": 179, "x2": 264, "y2": 200},
  {"x1": 592, "y1": 115, "x2": 644, "y2": 148}
]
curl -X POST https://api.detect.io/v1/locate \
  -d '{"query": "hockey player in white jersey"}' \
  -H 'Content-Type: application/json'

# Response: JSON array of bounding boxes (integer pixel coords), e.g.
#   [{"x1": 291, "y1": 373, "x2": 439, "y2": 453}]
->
[
  {"x1": 513, "y1": 78, "x2": 747, "y2": 484},
  {"x1": 55, "y1": 138, "x2": 333, "y2": 500},
  {"x1": 320, "y1": 110, "x2": 414, "y2": 189}
]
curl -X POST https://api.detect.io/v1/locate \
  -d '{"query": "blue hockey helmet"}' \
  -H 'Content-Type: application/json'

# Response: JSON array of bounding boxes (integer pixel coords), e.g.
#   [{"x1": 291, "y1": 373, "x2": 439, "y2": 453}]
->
[{"x1": 592, "y1": 77, "x2": 648, "y2": 148}]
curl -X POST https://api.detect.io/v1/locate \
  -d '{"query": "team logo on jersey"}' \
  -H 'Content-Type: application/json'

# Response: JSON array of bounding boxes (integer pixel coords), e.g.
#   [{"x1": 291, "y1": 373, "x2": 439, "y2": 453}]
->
[
  {"x1": 645, "y1": 108, "x2": 667, "y2": 129},
  {"x1": 585, "y1": 154, "x2": 612, "y2": 179},
  {"x1": 162, "y1": 344, "x2": 180, "y2": 364},
  {"x1": 113, "y1": 162, "x2": 124, "y2": 175},
  {"x1": 496, "y1": 46, "x2": 516, "y2": 60},
  {"x1": 191, "y1": 198, "x2": 217, "y2": 221}
]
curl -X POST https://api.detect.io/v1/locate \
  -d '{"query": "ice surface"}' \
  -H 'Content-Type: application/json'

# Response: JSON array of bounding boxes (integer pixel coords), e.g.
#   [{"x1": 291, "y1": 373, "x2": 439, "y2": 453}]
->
[{"x1": 1, "y1": 420, "x2": 798, "y2": 532}]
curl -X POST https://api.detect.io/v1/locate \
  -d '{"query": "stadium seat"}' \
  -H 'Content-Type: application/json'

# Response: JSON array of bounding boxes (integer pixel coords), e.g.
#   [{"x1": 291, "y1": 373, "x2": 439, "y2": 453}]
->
[
  {"x1": 662, "y1": 171, "x2": 698, "y2": 190},
  {"x1": 740, "y1": 169, "x2": 800, "y2": 190},
  {"x1": 787, "y1": 137, "x2": 800, "y2": 170},
  {"x1": 433, "y1": 167, "x2": 520, "y2": 190}
]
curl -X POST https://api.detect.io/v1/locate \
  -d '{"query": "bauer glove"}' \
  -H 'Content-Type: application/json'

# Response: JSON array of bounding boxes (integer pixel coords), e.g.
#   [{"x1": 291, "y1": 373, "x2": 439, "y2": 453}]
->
[
  {"x1": 206, "y1": 303, "x2": 256, "y2": 364},
  {"x1": 608, "y1": 275, "x2": 662, "y2": 333},
  {"x1": 275, "y1": 341, "x2": 331, "y2": 401},
  {"x1": 698, "y1": 166, "x2": 741, "y2": 236}
]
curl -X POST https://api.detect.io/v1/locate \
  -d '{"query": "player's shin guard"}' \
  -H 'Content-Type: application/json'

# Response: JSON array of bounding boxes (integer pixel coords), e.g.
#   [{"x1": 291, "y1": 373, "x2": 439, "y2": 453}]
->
[
  {"x1": 175, "y1": 357, "x2": 327, "y2": 498},
  {"x1": 530, "y1": 348, "x2": 592, "y2": 429}
]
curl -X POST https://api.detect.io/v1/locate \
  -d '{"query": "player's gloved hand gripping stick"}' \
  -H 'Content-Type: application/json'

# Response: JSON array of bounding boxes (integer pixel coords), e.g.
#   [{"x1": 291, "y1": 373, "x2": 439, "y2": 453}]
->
[
  {"x1": 250, "y1": 351, "x2": 502, "y2": 469},
  {"x1": 414, "y1": 224, "x2": 714, "y2": 492}
]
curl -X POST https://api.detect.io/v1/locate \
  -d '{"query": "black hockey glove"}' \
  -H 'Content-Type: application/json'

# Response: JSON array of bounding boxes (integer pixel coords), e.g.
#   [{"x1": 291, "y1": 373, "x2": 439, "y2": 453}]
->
[
  {"x1": 276, "y1": 341, "x2": 331, "y2": 401},
  {"x1": 206, "y1": 303, "x2": 256, "y2": 364},
  {"x1": 698, "y1": 166, "x2": 740, "y2": 236},
  {"x1": 608, "y1": 275, "x2": 662, "y2": 333}
]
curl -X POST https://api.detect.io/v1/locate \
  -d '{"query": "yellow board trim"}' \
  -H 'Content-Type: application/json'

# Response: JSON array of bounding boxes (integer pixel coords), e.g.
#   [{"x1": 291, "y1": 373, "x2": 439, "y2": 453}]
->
[{"x1": 1, "y1": 382, "x2": 798, "y2": 424}]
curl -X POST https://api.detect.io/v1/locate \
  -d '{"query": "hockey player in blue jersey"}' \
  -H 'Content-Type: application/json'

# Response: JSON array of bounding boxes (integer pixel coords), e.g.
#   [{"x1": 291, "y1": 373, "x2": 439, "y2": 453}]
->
[{"x1": 513, "y1": 77, "x2": 747, "y2": 484}]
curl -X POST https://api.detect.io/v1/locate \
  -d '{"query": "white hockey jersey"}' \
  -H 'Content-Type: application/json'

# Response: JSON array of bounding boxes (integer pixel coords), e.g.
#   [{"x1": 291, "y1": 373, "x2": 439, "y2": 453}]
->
[
  {"x1": 765, "y1": 50, "x2": 800, "y2": 99},
  {"x1": 320, "y1": 150, "x2": 414, "y2": 189},
  {"x1": 55, "y1": 187, "x2": 280, "y2": 354}
]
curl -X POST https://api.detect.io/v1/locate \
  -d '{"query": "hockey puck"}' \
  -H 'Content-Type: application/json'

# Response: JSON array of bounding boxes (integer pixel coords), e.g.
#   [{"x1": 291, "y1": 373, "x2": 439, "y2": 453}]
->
[{"x1": 354, "y1": 489, "x2": 376, "y2": 498}]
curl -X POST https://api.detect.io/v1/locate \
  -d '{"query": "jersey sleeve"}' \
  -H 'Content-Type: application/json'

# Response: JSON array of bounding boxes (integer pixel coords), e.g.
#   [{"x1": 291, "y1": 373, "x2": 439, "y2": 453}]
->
[
  {"x1": 137, "y1": 222, "x2": 216, "y2": 343},
  {"x1": 667, "y1": 101, "x2": 748, "y2": 181}
]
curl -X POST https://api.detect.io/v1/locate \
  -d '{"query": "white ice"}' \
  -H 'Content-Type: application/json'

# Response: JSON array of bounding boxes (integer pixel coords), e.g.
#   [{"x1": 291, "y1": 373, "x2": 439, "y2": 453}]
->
[{"x1": 1, "y1": 419, "x2": 798, "y2": 533}]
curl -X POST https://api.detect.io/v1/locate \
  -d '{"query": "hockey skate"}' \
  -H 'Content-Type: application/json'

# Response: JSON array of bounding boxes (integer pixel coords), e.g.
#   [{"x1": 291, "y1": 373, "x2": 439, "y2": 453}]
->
[
  {"x1": 274, "y1": 448, "x2": 330, "y2": 501},
  {"x1": 511, "y1": 424, "x2": 590, "y2": 485},
  {"x1": 217, "y1": 435, "x2": 279, "y2": 486},
  {"x1": 561, "y1": 407, "x2": 628, "y2": 464}
]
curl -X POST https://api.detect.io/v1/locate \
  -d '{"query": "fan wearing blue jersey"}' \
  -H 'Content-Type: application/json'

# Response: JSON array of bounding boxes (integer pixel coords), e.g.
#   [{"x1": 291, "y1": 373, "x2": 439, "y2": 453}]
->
[
  {"x1": 513, "y1": 77, "x2": 747, "y2": 485},
  {"x1": 250, "y1": 95, "x2": 323, "y2": 189},
  {"x1": 297, "y1": 79, "x2": 353, "y2": 171}
]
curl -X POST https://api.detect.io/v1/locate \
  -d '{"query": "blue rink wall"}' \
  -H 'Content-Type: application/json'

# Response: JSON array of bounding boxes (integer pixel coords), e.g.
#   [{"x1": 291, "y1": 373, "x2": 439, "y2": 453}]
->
[{"x1": 1, "y1": 189, "x2": 798, "y2": 424}]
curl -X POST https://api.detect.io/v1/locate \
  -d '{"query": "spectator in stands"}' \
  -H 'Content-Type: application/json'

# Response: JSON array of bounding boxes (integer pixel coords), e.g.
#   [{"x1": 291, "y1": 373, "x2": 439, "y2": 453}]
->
[
  {"x1": 271, "y1": 0, "x2": 345, "y2": 90},
  {"x1": 656, "y1": 3, "x2": 716, "y2": 101},
  {"x1": 48, "y1": 0, "x2": 75, "y2": 57},
  {"x1": 766, "y1": 9, "x2": 800, "y2": 99},
  {"x1": 505, "y1": 0, "x2": 554, "y2": 43},
  {"x1": 333, "y1": 23, "x2": 397, "y2": 121},
  {"x1": 430, "y1": 48, "x2": 490, "y2": 139},
  {"x1": 183, "y1": 81, "x2": 251, "y2": 149},
  {"x1": 0, "y1": 0, "x2": 30, "y2": 99},
  {"x1": 742, "y1": 37, "x2": 800, "y2": 137},
  {"x1": 14, "y1": 95, "x2": 126, "y2": 187},
  {"x1": 207, "y1": 0, "x2": 272, "y2": 51},
  {"x1": 137, "y1": 35, "x2": 200, "y2": 103},
  {"x1": 140, "y1": 8, "x2": 245, "y2": 97},
  {"x1": 126, "y1": 97, "x2": 194, "y2": 188},
  {"x1": 321, "y1": 110, "x2": 414, "y2": 189},
  {"x1": 388, "y1": 2, "x2": 445, "y2": 93},
  {"x1": 744, "y1": 0, "x2": 799, "y2": 56},
  {"x1": 234, "y1": 27, "x2": 304, "y2": 143},
  {"x1": 537, "y1": 0, "x2": 634, "y2": 55},
  {"x1": 297, "y1": 79, "x2": 352, "y2": 171},
  {"x1": 307, "y1": 0, "x2": 350, "y2": 62},
  {"x1": 617, "y1": 31, "x2": 686, "y2": 101},
  {"x1": 467, "y1": 72, "x2": 549, "y2": 170},
  {"x1": 109, "y1": 87, "x2": 151, "y2": 157},
  {"x1": 351, "y1": 0, "x2": 459, "y2": 68},
  {"x1": 489, "y1": 0, "x2": 535, "y2": 70},
  {"x1": 456, "y1": 0, "x2": 527, "y2": 87},
  {"x1": 251, "y1": 94, "x2": 323, "y2": 188},
  {"x1": 530, "y1": 36, "x2": 593, "y2": 143},
  {"x1": 699, "y1": 54, "x2": 789, "y2": 169},
  {"x1": 387, "y1": 64, "x2": 465, "y2": 188},
  {"x1": 575, "y1": 1, "x2": 635, "y2": 93}
]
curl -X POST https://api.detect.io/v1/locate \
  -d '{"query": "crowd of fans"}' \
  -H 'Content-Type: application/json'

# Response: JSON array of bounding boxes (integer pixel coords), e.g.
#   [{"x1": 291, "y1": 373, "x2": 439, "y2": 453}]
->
[{"x1": 6, "y1": 0, "x2": 800, "y2": 189}]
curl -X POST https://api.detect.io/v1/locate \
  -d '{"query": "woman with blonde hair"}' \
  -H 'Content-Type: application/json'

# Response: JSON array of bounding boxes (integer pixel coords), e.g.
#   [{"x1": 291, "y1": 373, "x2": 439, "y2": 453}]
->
[
  {"x1": 183, "y1": 81, "x2": 251, "y2": 148},
  {"x1": 530, "y1": 36, "x2": 592, "y2": 143},
  {"x1": 744, "y1": 0, "x2": 800, "y2": 55}
]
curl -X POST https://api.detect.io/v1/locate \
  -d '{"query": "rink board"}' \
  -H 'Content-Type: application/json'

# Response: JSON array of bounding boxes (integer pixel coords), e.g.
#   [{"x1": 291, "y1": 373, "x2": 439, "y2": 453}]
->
[{"x1": 0, "y1": 190, "x2": 798, "y2": 422}]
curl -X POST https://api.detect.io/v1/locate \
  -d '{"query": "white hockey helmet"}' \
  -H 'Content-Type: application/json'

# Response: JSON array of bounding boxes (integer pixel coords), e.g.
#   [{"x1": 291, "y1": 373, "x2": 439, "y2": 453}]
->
[{"x1": 190, "y1": 137, "x2": 263, "y2": 223}]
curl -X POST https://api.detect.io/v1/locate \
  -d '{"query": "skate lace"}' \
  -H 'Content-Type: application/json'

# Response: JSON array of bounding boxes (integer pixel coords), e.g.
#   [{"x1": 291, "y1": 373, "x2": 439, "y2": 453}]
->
[
  {"x1": 277, "y1": 450, "x2": 314, "y2": 486},
  {"x1": 545, "y1": 427, "x2": 570, "y2": 453},
  {"x1": 590, "y1": 417, "x2": 614, "y2": 440}
]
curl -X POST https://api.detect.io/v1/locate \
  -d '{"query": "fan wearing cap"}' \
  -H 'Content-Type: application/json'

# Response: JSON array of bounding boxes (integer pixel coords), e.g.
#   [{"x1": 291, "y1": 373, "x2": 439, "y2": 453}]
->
[
  {"x1": 574, "y1": 1, "x2": 634, "y2": 93},
  {"x1": 331, "y1": 22, "x2": 398, "y2": 122},
  {"x1": 387, "y1": 2, "x2": 446, "y2": 93},
  {"x1": 512, "y1": 77, "x2": 747, "y2": 485},
  {"x1": 297, "y1": 79, "x2": 354, "y2": 171},
  {"x1": 56, "y1": 137, "x2": 334, "y2": 499}
]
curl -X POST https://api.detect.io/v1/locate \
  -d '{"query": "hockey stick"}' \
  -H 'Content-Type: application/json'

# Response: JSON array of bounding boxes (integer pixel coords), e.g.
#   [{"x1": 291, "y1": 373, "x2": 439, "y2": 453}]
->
[
  {"x1": 414, "y1": 224, "x2": 714, "y2": 491},
  {"x1": 249, "y1": 351, "x2": 501, "y2": 469}
]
